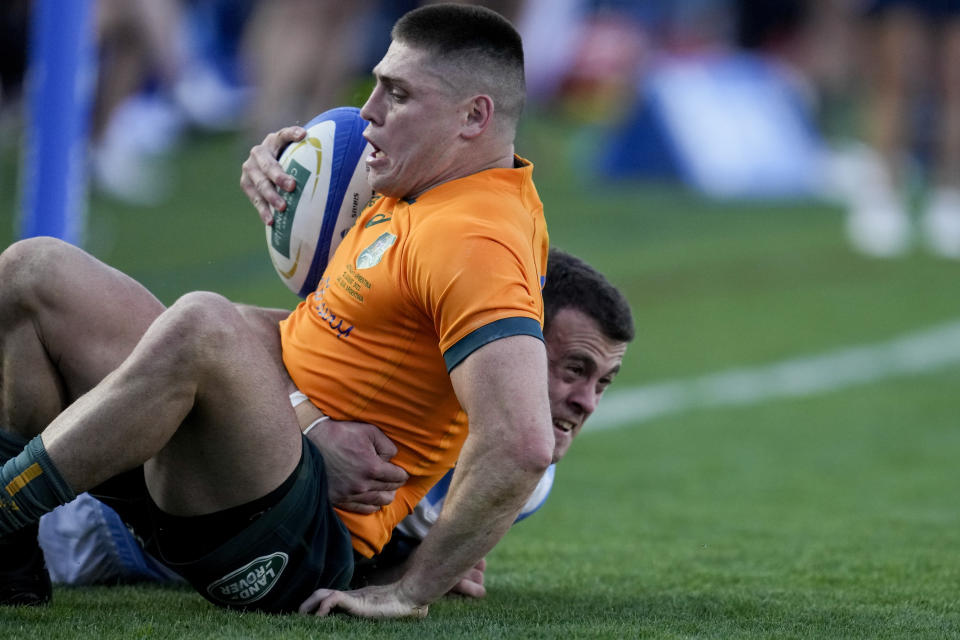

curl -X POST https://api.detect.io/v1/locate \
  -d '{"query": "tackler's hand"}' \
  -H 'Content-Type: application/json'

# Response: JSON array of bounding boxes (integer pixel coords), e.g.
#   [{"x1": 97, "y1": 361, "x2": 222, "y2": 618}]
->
[
  {"x1": 303, "y1": 414, "x2": 409, "y2": 513},
  {"x1": 448, "y1": 557, "x2": 487, "y2": 598}
]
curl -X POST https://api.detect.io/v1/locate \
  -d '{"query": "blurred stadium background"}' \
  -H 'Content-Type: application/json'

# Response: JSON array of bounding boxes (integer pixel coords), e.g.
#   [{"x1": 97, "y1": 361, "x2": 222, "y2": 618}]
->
[{"x1": 1, "y1": 0, "x2": 958, "y2": 637}]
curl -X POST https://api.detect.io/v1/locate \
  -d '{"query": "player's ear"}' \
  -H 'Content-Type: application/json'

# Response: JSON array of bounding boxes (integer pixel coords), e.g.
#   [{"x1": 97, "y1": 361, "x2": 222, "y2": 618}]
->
[{"x1": 461, "y1": 95, "x2": 494, "y2": 139}]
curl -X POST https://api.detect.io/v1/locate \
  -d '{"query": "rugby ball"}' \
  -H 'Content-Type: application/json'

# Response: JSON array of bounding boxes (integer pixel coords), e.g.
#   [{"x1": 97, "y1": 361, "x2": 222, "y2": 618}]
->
[{"x1": 266, "y1": 107, "x2": 374, "y2": 298}]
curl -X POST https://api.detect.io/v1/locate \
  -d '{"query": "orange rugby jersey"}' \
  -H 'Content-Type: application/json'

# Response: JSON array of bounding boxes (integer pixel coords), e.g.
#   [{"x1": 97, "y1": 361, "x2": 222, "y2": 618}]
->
[{"x1": 279, "y1": 157, "x2": 549, "y2": 557}]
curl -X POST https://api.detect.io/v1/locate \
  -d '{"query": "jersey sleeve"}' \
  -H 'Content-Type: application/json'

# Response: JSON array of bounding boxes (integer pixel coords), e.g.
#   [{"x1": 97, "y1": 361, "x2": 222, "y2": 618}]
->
[{"x1": 406, "y1": 213, "x2": 546, "y2": 371}]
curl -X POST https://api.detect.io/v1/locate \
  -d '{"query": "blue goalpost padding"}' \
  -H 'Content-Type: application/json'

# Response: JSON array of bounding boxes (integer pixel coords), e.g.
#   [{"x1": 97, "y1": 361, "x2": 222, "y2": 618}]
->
[{"x1": 19, "y1": 0, "x2": 95, "y2": 244}]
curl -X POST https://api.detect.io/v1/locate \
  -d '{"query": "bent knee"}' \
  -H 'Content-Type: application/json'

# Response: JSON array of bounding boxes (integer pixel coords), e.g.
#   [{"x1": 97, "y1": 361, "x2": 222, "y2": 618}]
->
[
  {"x1": 0, "y1": 237, "x2": 76, "y2": 272},
  {"x1": 0, "y1": 237, "x2": 77, "y2": 309},
  {"x1": 166, "y1": 291, "x2": 247, "y2": 350}
]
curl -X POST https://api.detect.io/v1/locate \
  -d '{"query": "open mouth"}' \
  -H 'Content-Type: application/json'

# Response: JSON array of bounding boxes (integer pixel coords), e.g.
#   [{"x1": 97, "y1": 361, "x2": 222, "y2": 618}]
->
[
  {"x1": 553, "y1": 418, "x2": 575, "y2": 432},
  {"x1": 365, "y1": 137, "x2": 385, "y2": 163}
]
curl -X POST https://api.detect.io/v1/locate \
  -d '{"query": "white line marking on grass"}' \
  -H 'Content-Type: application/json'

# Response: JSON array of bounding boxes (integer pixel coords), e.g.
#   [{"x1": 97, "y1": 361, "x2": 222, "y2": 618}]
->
[{"x1": 588, "y1": 319, "x2": 960, "y2": 431}]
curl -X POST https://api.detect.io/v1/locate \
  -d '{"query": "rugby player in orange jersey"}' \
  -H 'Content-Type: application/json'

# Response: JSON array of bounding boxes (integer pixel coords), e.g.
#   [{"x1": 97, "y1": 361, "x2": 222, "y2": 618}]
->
[
  {"x1": 35, "y1": 249, "x2": 634, "y2": 600},
  {"x1": 2, "y1": 4, "x2": 561, "y2": 619}
]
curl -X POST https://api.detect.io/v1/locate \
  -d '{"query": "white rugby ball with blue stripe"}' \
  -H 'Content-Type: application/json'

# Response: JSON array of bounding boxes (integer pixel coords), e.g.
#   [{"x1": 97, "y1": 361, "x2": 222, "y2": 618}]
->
[
  {"x1": 394, "y1": 464, "x2": 556, "y2": 541},
  {"x1": 267, "y1": 107, "x2": 374, "y2": 298}
]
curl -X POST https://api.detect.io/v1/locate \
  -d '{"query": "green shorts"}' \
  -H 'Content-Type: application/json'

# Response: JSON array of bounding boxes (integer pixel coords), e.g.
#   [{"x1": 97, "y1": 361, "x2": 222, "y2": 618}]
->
[{"x1": 92, "y1": 436, "x2": 354, "y2": 613}]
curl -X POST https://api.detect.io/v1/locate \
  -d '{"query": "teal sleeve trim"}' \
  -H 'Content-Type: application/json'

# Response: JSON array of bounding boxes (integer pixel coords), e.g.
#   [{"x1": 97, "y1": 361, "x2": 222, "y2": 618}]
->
[{"x1": 444, "y1": 317, "x2": 544, "y2": 373}]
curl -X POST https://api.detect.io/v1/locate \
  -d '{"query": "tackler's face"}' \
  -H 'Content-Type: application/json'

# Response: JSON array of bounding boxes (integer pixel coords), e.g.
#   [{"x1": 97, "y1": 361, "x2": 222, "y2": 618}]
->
[
  {"x1": 545, "y1": 308, "x2": 628, "y2": 464},
  {"x1": 360, "y1": 41, "x2": 469, "y2": 200}
]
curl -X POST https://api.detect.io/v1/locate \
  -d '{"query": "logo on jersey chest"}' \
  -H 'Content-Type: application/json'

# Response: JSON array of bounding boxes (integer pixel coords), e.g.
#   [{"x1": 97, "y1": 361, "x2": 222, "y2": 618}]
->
[
  {"x1": 356, "y1": 232, "x2": 397, "y2": 269},
  {"x1": 365, "y1": 212, "x2": 392, "y2": 228}
]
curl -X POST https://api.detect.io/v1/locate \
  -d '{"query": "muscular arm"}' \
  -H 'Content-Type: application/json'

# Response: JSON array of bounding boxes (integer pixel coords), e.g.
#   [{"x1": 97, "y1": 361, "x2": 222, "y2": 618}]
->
[
  {"x1": 300, "y1": 334, "x2": 554, "y2": 617},
  {"x1": 399, "y1": 334, "x2": 554, "y2": 601}
]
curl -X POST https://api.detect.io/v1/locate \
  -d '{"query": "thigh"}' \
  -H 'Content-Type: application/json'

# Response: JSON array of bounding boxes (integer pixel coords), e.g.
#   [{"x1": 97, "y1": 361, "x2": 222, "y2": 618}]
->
[
  {"x1": 0, "y1": 238, "x2": 165, "y2": 399},
  {"x1": 234, "y1": 304, "x2": 296, "y2": 390},
  {"x1": 137, "y1": 293, "x2": 303, "y2": 517},
  {"x1": 0, "y1": 238, "x2": 165, "y2": 437}
]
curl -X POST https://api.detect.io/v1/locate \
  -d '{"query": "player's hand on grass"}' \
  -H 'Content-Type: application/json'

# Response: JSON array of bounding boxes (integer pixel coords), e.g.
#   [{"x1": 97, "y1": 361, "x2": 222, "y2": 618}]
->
[
  {"x1": 240, "y1": 126, "x2": 306, "y2": 225},
  {"x1": 299, "y1": 584, "x2": 429, "y2": 619},
  {"x1": 306, "y1": 418, "x2": 409, "y2": 514},
  {"x1": 449, "y1": 557, "x2": 486, "y2": 598}
]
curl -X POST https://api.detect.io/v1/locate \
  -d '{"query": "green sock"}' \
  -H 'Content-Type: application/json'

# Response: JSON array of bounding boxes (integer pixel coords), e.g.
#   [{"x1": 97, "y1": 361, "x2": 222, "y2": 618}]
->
[{"x1": 0, "y1": 435, "x2": 76, "y2": 535}]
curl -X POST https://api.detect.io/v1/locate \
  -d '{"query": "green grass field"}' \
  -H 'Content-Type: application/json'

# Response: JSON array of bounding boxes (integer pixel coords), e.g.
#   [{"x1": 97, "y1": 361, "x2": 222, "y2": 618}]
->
[{"x1": 1, "y1": 112, "x2": 959, "y2": 638}]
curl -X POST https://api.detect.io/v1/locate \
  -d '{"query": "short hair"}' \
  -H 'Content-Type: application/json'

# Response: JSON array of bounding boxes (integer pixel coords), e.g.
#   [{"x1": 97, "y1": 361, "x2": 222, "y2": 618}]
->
[
  {"x1": 543, "y1": 248, "x2": 635, "y2": 344},
  {"x1": 391, "y1": 3, "x2": 526, "y2": 131}
]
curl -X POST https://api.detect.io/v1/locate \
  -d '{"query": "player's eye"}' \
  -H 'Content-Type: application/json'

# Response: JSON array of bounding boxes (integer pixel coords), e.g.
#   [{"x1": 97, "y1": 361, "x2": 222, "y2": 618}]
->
[{"x1": 566, "y1": 365, "x2": 584, "y2": 377}]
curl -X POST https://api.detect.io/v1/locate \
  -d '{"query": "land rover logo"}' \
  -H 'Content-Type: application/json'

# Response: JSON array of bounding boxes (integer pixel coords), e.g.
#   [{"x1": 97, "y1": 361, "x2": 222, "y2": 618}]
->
[{"x1": 207, "y1": 552, "x2": 289, "y2": 605}]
